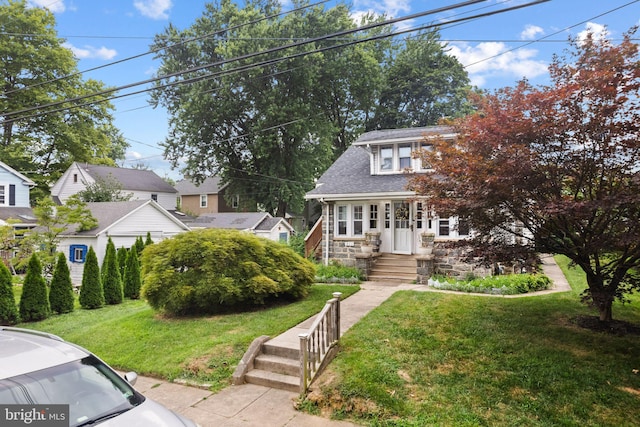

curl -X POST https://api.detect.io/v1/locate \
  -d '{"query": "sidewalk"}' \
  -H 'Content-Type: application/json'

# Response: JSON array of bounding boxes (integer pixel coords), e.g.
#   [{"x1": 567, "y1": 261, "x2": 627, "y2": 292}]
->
[{"x1": 133, "y1": 256, "x2": 571, "y2": 427}]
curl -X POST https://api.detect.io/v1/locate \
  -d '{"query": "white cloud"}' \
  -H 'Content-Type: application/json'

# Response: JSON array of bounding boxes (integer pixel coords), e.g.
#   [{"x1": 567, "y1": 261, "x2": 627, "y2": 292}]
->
[
  {"x1": 447, "y1": 41, "x2": 548, "y2": 87},
  {"x1": 520, "y1": 24, "x2": 544, "y2": 40},
  {"x1": 353, "y1": 0, "x2": 411, "y2": 18},
  {"x1": 577, "y1": 22, "x2": 609, "y2": 44},
  {"x1": 28, "y1": 0, "x2": 66, "y2": 13},
  {"x1": 64, "y1": 43, "x2": 117, "y2": 60},
  {"x1": 133, "y1": 0, "x2": 172, "y2": 20}
]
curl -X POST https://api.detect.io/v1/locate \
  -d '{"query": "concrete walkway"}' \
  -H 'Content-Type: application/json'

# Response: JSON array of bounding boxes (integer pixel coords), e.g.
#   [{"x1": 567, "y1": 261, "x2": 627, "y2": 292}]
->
[{"x1": 132, "y1": 256, "x2": 571, "y2": 427}]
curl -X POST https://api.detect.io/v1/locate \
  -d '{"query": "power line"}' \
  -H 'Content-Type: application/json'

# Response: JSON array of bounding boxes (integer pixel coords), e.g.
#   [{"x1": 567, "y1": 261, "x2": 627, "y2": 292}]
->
[
  {"x1": 2, "y1": 0, "x2": 549, "y2": 125},
  {"x1": 1, "y1": 0, "x2": 332, "y2": 97},
  {"x1": 461, "y1": 0, "x2": 640, "y2": 70}
]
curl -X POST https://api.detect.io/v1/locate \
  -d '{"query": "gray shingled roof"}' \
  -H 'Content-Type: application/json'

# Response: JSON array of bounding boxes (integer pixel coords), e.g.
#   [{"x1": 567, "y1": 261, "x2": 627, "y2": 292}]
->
[
  {"x1": 193, "y1": 212, "x2": 272, "y2": 230},
  {"x1": 174, "y1": 177, "x2": 225, "y2": 195},
  {"x1": 0, "y1": 207, "x2": 37, "y2": 223},
  {"x1": 63, "y1": 200, "x2": 148, "y2": 236},
  {"x1": 255, "y1": 216, "x2": 282, "y2": 231},
  {"x1": 78, "y1": 163, "x2": 177, "y2": 193},
  {"x1": 353, "y1": 126, "x2": 454, "y2": 145},
  {"x1": 305, "y1": 145, "x2": 413, "y2": 198}
]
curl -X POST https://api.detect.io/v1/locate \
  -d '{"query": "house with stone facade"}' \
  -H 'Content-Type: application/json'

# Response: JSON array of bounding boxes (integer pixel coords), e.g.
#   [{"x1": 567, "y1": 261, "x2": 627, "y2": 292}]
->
[{"x1": 304, "y1": 126, "x2": 490, "y2": 282}]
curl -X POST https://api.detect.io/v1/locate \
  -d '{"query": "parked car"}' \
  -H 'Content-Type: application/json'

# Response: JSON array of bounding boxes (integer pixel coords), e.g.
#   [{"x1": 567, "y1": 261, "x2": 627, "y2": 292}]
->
[{"x1": 0, "y1": 327, "x2": 199, "y2": 427}]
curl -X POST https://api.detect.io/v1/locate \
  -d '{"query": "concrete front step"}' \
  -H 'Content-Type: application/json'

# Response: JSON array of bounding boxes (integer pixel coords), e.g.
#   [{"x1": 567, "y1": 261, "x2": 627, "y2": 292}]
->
[
  {"x1": 254, "y1": 353, "x2": 299, "y2": 377},
  {"x1": 244, "y1": 369, "x2": 300, "y2": 393},
  {"x1": 263, "y1": 341, "x2": 299, "y2": 359}
]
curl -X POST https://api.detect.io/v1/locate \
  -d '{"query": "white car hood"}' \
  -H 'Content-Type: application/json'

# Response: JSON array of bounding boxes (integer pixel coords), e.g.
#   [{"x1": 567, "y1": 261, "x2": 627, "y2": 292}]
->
[{"x1": 98, "y1": 398, "x2": 196, "y2": 427}]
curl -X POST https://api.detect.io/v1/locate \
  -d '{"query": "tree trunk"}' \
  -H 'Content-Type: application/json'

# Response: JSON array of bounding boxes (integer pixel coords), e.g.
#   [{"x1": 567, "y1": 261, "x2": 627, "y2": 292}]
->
[{"x1": 597, "y1": 299, "x2": 613, "y2": 322}]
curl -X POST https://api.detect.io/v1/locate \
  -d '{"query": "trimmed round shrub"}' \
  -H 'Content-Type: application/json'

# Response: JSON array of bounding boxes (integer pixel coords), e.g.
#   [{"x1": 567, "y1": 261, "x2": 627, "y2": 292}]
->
[
  {"x1": 49, "y1": 252, "x2": 75, "y2": 314},
  {"x1": 0, "y1": 261, "x2": 19, "y2": 325},
  {"x1": 19, "y1": 254, "x2": 50, "y2": 322},
  {"x1": 141, "y1": 229, "x2": 315, "y2": 316},
  {"x1": 79, "y1": 247, "x2": 104, "y2": 309}
]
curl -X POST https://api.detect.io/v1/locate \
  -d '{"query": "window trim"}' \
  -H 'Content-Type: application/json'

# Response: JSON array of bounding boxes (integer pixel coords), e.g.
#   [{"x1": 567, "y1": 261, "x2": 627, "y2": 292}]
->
[
  {"x1": 199, "y1": 194, "x2": 207, "y2": 208},
  {"x1": 69, "y1": 245, "x2": 88, "y2": 263}
]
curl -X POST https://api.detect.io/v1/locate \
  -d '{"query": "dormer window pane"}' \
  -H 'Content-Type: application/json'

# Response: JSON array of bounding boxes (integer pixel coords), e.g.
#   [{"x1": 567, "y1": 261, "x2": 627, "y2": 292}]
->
[
  {"x1": 380, "y1": 146, "x2": 393, "y2": 171},
  {"x1": 399, "y1": 145, "x2": 411, "y2": 169}
]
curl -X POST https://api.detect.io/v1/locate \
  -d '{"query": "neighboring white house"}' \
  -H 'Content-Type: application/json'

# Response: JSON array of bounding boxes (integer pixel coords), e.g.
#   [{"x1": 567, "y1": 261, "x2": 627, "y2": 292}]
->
[
  {"x1": 58, "y1": 200, "x2": 190, "y2": 283},
  {"x1": 191, "y1": 212, "x2": 294, "y2": 243},
  {"x1": 51, "y1": 162, "x2": 178, "y2": 211}
]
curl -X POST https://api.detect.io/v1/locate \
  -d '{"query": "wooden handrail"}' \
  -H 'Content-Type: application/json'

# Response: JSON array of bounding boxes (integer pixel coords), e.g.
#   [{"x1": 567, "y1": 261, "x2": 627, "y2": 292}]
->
[
  {"x1": 304, "y1": 218, "x2": 323, "y2": 258},
  {"x1": 299, "y1": 292, "x2": 341, "y2": 394}
]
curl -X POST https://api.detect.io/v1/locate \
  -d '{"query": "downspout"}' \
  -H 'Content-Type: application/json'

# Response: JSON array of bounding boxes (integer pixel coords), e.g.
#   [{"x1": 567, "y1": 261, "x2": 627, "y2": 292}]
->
[{"x1": 322, "y1": 198, "x2": 329, "y2": 266}]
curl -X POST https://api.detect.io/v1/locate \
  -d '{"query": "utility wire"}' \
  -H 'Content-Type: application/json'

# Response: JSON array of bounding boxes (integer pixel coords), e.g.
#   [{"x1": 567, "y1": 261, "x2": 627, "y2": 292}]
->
[
  {"x1": 2, "y1": 0, "x2": 548, "y2": 124},
  {"x1": 1, "y1": 0, "x2": 332, "y2": 97},
  {"x1": 461, "y1": 0, "x2": 640, "y2": 69}
]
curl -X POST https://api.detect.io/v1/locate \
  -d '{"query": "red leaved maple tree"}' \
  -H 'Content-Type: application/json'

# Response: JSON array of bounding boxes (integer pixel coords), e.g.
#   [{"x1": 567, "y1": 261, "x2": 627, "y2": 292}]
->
[{"x1": 410, "y1": 27, "x2": 640, "y2": 322}]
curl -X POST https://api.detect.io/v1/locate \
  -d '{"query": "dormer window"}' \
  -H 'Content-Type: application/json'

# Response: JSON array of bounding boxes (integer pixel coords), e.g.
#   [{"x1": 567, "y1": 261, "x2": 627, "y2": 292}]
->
[
  {"x1": 399, "y1": 145, "x2": 411, "y2": 169},
  {"x1": 380, "y1": 146, "x2": 393, "y2": 171}
]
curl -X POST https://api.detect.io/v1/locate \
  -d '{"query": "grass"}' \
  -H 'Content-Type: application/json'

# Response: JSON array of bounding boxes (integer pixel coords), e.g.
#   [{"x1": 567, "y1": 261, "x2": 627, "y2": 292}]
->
[
  {"x1": 303, "y1": 256, "x2": 640, "y2": 426},
  {"x1": 14, "y1": 284, "x2": 359, "y2": 392}
]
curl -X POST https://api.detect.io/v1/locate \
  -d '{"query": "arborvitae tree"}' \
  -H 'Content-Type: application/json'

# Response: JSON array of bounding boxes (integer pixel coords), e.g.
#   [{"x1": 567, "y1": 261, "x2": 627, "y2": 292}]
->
[
  {"x1": 79, "y1": 247, "x2": 104, "y2": 309},
  {"x1": 0, "y1": 261, "x2": 19, "y2": 325},
  {"x1": 117, "y1": 246, "x2": 127, "y2": 280},
  {"x1": 101, "y1": 237, "x2": 123, "y2": 305},
  {"x1": 19, "y1": 254, "x2": 50, "y2": 322},
  {"x1": 135, "y1": 236, "x2": 145, "y2": 254},
  {"x1": 123, "y1": 247, "x2": 141, "y2": 299},
  {"x1": 145, "y1": 232, "x2": 153, "y2": 246},
  {"x1": 49, "y1": 252, "x2": 74, "y2": 314}
]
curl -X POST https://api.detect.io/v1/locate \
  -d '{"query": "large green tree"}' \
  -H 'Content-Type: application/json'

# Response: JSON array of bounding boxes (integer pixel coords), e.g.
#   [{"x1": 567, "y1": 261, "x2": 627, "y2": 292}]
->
[
  {"x1": 150, "y1": 1, "x2": 400, "y2": 216},
  {"x1": 0, "y1": 0, "x2": 127, "y2": 199},
  {"x1": 410, "y1": 28, "x2": 640, "y2": 322},
  {"x1": 368, "y1": 31, "x2": 472, "y2": 129}
]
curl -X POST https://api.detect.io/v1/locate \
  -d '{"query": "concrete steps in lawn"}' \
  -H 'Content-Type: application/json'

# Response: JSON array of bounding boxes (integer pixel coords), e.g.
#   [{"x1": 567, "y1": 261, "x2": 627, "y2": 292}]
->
[{"x1": 368, "y1": 253, "x2": 417, "y2": 283}]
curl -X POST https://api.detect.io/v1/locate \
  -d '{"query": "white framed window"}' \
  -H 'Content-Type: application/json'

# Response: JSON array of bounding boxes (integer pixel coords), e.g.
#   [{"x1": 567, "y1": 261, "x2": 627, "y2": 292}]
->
[
  {"x1": 232, "y1": 195, "x2": 239, "y2": 209},
  {"x1": 0, "y1": 185, "x2": 5, "y2": 206},
  {"x1": 380, "y1": 146, "x2": 393, "y2": 171},
  {"x1": 438, "y1": 219, "x2": 450, "y2": 236},
  {"x1": 337, "y1": 205, "x2": 348, "y2": 235},
  {"x1": 369, "y1": 204, "x2": 378, "y2": 229},
  {"x1": 419, "y1": 143, "x2": 434, "y2": 170},
  {"x1": 399, "y1": 144, "x2": 412, "y2": 169},
  {"x1": 353, "y1": 205, "x2": 363, "y2": 235},
  {"x1": 151, "y1": 194, "x2": 158, "y2": 202},
  {"x1": 200, "y1": 194, "x2": 207, "y2": 208}
]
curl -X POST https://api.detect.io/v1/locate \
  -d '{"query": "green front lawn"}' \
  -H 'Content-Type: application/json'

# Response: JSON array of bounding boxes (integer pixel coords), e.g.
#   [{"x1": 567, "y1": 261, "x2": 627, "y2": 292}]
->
[
  {"x1": 16, "y1": 284, "x2": 359, "y2": 392},
  {"x1": 303, "y1": 256, "x2": 640, "y2": 426}
]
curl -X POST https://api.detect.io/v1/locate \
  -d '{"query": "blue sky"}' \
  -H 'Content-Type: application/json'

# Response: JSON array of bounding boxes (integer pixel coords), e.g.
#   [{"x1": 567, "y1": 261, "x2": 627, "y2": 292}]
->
[{"x1": 27, "y1": 0, "x2": 640, "y2": 180}]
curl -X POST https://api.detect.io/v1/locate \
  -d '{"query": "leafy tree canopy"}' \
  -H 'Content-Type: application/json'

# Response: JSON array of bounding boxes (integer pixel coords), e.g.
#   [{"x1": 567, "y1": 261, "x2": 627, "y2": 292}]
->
[
  {"x1": 0, "y1": 0, "x2": 127, "y2": 200},
  {"x1": 410, "y1": 27, "x2": 640, "y2": 322},
  {"x1": 15, "y1": 196, "x2": 97, "y2": 274},
  {"x1": 75, "y1": 175, "x2": 133, "y2": 202},
  {"x1": 150, "y1": 0, "x2": 469, "y2": 216}
]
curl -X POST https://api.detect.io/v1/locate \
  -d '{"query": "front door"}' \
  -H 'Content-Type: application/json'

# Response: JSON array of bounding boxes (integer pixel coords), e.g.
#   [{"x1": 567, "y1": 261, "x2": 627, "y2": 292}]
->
[{"x1": 393, "y1": 201, "x2": 412, "y2": 254}]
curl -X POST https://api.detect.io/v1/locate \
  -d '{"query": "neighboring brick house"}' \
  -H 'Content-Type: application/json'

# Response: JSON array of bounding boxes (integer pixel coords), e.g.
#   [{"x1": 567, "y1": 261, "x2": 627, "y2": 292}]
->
[
  {"x1": 174, "y1": 177, "x2": 239, "y2": 215},
  {"x1": 51, "y1": 162, "x2": 178, "y2": 211}
]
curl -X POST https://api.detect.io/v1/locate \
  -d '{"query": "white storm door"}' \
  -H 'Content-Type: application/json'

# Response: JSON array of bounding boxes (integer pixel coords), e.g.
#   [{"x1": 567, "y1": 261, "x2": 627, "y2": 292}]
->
[{"x1": 393, "y1": 201, "x2": 412, "y2": 254}]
